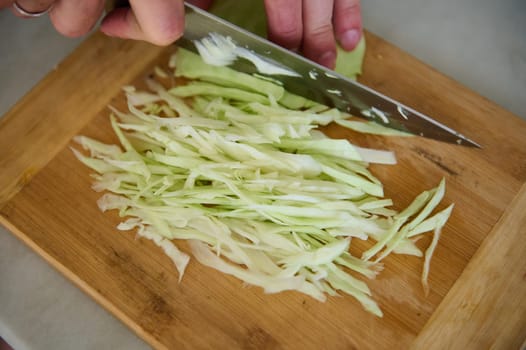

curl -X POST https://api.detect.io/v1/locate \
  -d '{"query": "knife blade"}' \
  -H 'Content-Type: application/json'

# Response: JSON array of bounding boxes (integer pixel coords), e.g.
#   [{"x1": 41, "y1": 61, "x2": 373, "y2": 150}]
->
[{"x1": 179, "y1": 3, "x2": 480, "y2": 147}]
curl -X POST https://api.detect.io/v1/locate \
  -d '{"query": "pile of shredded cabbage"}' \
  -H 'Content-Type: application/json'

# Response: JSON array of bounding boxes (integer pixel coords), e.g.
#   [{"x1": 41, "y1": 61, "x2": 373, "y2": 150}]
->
[{"x1": 72, "y1": 48, "x2": 453, "y2": 317}]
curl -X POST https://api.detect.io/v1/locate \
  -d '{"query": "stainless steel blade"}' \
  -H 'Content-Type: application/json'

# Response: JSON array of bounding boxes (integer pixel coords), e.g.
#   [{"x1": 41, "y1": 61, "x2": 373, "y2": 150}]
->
[{"x1": 180, "y1": 3, "x2": 480, "y2": 147}]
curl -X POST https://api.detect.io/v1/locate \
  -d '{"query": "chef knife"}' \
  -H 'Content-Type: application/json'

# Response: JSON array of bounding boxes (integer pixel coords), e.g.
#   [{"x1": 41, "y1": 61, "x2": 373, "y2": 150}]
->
[{"x1": 178, "y1": 3, "x2": 480, "y2": 147}]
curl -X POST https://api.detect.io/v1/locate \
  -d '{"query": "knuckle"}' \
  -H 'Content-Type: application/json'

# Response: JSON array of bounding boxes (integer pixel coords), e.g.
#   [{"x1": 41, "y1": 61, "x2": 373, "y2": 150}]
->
[
  {"x1": 268, "y1": 24, "x2": 302, "y2": 49},
  {"x1": 308, "y1": 23, "x2": 334, "y2": 41},
  {"x1": 273, "y1": 25, "x2": 302, "y2": 42},
  {"x1": 148, "y1": 22, "x2": 184, "y2": 46}
]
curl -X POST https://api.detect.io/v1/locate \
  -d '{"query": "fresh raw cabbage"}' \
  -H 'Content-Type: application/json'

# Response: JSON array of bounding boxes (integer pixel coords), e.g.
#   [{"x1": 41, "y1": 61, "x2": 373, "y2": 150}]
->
[
  {"x1": 72, "y1": 47, "x2": 452, "y2": 317},
  {"x1": 209, "y1": 0, "x2": 366, "y2": 80}
]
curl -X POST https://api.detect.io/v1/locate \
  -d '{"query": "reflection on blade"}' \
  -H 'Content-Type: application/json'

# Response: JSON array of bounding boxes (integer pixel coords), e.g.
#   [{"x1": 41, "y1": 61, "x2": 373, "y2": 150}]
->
[{"x1": 180, "y1": 3, "x2": 480, "y2": 148}]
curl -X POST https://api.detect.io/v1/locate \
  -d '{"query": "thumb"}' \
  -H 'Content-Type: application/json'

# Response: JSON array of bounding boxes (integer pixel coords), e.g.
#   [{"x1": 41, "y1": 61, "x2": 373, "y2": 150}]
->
[{"x1": 101, "y1": 0, "x2": 184, "y2": 46}]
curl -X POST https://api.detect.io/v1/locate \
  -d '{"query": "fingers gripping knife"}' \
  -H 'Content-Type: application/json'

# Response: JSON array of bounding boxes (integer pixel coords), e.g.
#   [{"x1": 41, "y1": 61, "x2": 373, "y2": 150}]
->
[
  {"x1": 179, "y1": 4, "x2": 479, "y2": 147},
  {"x1": 108, "y1": 1, "x2": 480, "y2": 147}
]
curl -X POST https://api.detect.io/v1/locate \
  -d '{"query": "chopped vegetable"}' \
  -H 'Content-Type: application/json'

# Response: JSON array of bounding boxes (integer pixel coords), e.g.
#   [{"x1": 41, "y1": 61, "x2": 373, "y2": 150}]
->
[
  {"x1": 336, "y1": 118, "x2": 413, "y2": 137},
  {"x1": 209, "y1": 0, "x2": 365, "y2": 80},
  {"x1": 72, "y1": 47, "x2": 452, "y2": 317},
  {"x1": 194, "y1": 32, "x2": 301, "y2": 77},
  {"x1": 175, "y1": 48, "x2": 285, "y2": 100}
]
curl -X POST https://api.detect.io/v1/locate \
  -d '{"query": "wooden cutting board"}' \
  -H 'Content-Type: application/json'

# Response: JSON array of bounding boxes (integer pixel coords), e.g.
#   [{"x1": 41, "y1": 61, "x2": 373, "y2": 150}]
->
[{"x1": 1, "y1": 31, "x2": 525, "y2": 350}]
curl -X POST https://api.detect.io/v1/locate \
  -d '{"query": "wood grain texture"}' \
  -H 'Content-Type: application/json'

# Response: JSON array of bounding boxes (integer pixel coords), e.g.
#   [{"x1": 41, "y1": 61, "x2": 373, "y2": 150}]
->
[
  {"x1": 412, "y1": 183, "x2": 526, "y2": 349},
  {"x1": 1, "y1": 31, "x2": 525, "y2": 349},
  {"x1": 0, "y1": 33, "x2": 165, "y2": 207}
]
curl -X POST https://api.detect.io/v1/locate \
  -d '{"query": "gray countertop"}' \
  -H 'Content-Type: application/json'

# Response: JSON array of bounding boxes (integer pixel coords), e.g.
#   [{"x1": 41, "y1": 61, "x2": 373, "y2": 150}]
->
[{"x1": 1, "y1": 1, "x2": 525, "y2": 349}]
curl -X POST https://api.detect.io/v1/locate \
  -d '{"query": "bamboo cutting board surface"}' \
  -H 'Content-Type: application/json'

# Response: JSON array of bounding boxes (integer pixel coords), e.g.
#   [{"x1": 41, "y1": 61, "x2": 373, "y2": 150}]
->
[{"x1": 1, "y1": 32, "x2": 525, "y2": 349}]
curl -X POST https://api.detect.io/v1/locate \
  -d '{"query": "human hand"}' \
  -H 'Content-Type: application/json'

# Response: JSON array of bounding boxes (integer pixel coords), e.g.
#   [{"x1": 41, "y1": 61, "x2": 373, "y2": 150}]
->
[
  {"x1": 3, "y1": 0, "x2": 362, "y2": 69},
  {"x1": 3, "y1": 0, "x2": 105, "y2": 38},
  {"x1": 100, "y1": 0, "x2": 185, "y2": 45},
  {"x1": 264, "y1": 0, "x2": 362, "y2": 69},
  {"x1": 193, "y1": 0, "x2": 362, "y2": 69},
  {"x1": 2, "y1": 0, "x2": 208, "y2": 46}
]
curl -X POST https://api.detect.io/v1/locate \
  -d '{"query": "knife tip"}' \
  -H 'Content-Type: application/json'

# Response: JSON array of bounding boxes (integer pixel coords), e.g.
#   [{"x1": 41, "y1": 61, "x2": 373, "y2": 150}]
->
[{"x1": 457, "y1": 134, "x2": 482, "y2": 148}]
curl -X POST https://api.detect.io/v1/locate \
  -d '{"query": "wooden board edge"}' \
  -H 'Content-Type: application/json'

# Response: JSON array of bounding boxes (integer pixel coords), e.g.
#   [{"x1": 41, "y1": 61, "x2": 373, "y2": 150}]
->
[
  {"x1": 411, "y1": 182, "x2": 526, "y2": 349},
  {"x1": 0, "y1": 215, "x2": 167, "y2": 350},
  {"x1": 1, "y1": 30, "x2": 525, "y2": 350},
  {"x1": 0, "y1": 32, "x2": 165, "y2": 208}
]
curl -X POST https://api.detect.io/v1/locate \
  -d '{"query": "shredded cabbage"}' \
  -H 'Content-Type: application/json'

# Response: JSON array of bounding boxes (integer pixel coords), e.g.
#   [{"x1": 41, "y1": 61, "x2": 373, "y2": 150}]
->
[
  {"x1": 194, "y1": 32, "x2": 301, "y2": 77},
  {"x1": 72, "y1": 47, "x2": 453, "y2": 317}
]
